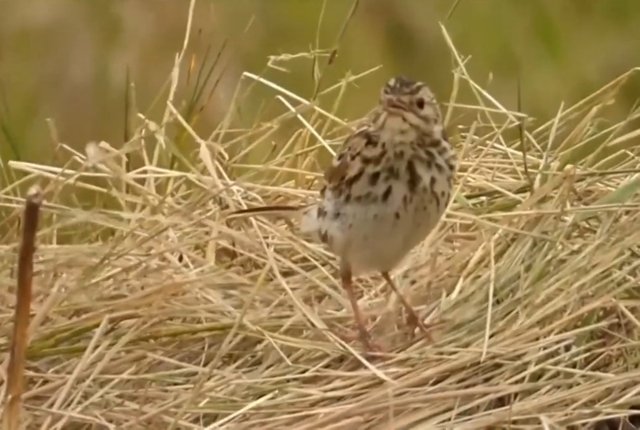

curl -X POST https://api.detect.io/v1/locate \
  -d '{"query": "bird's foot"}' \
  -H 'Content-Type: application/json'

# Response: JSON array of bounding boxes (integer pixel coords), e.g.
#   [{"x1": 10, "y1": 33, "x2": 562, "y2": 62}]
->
[
  {"x1": 335, "y1": 325, "x2": 385, "y2": 356},
  {"x1": 405, "y1": 311, "x2": 447, "y2": 343}
]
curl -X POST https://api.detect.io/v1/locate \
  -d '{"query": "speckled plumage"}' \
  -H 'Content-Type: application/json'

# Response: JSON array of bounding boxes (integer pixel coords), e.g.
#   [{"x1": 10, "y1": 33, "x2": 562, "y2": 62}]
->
[{"x1": 233, "y1": 76, "x2": 456, "y2": 352}]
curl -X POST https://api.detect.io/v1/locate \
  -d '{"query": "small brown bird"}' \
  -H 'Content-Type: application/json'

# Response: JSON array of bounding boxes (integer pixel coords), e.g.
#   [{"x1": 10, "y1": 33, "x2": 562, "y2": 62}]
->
[{"x1": 230, "y1": 76, "x2": 457, "y2": 352}]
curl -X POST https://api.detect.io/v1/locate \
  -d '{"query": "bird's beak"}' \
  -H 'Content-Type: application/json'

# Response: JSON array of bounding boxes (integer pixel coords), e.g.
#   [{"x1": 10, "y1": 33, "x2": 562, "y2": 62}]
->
[{"x1": 382, "y1": 97, "x2": 406, "y2": 112}]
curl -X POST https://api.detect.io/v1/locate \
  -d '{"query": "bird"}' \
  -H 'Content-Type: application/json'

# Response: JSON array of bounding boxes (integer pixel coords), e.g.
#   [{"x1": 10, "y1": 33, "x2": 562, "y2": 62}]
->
[{"x1": 228, "y1": 76, "x2": 457, "y2": 352}]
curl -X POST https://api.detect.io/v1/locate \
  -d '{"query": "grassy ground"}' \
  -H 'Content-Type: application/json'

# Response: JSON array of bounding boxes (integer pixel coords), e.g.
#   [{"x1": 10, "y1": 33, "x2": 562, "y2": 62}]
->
[{"x1": 2, "y1": 5, "x2": 640, "y2": 430}]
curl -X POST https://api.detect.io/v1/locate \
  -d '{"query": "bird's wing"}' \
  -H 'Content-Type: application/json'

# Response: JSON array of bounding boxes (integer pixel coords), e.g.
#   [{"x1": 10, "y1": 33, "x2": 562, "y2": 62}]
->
[{"x1": 322, "y1": 127, "x2": 383, "y2": 191}]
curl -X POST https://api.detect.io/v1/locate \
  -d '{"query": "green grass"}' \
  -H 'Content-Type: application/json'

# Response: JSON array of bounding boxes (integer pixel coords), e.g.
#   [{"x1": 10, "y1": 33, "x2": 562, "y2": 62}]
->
[{"x1": 2, "y1": 1, "x2": 640, "y2": 164}]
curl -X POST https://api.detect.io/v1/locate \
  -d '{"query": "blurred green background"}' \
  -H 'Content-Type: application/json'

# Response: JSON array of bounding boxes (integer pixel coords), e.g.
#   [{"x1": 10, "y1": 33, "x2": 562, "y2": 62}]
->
[{"x1": 1, "y1": 0, "x2": 639, "y2": 163}]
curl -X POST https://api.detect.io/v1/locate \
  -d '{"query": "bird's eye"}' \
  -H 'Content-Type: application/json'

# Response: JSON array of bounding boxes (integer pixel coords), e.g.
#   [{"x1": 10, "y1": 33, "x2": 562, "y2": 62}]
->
[{"x1": 415, "y1": 97, "x2": 426, "y2": 110}]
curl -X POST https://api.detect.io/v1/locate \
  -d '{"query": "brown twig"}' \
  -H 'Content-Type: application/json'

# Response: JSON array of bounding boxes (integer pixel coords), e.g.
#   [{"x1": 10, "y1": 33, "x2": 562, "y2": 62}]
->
[{"x1": 3, "y1": 186, "x2": 43, "y2": 430}]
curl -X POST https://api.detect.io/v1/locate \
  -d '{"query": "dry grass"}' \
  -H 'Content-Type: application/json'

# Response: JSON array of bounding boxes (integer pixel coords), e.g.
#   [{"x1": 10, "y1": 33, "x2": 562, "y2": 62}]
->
[{"x1": 1, "y1": 11, "x2": 640, "y2": 430}]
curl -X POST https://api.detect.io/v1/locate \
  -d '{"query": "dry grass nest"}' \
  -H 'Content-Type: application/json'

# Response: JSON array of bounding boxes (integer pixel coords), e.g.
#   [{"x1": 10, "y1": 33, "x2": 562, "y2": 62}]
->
[{"x1": 1, "y1": 25, "x2": 640, "y2": 430}]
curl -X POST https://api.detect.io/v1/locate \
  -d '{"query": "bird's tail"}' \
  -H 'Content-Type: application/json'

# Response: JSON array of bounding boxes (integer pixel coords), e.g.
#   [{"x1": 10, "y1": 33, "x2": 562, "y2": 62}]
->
[
  {"x1": 227, "y1": 205, "x2": 305, "y2": 218},
  {"x1": 227, "y1": 204, "x2": 319, "y2": 235}
]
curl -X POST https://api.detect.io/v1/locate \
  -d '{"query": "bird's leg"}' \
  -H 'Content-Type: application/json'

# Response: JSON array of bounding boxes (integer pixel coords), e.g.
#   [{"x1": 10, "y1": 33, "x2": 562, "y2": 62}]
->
[
  {"x1": 340, "y1": 264, "x2": 382, "y2": 353},
  {"x1": 381, "y1": 271, "x2": 433, "y2": 342}
]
